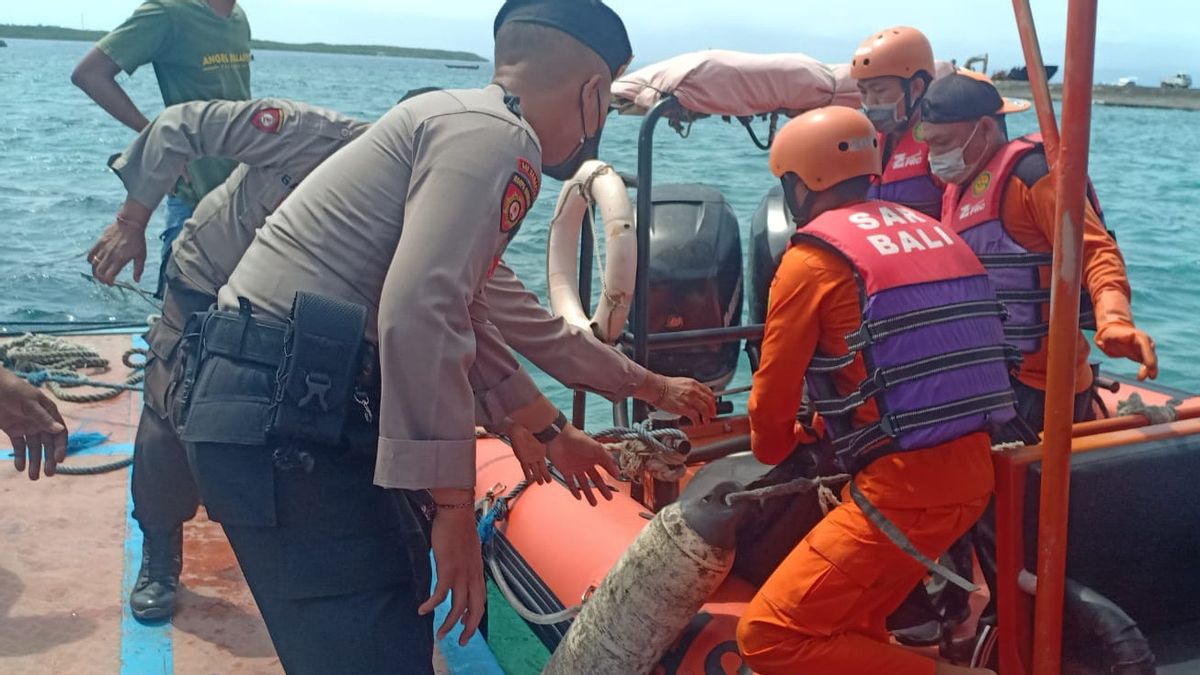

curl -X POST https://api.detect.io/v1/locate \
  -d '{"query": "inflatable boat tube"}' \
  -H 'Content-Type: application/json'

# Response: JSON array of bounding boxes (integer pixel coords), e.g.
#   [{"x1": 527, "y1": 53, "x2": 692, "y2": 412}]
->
[
  {"x1": 546, "y1": 160, "x2": 636, "y2": 344},
  {"x1": 475, "y1": 439, "x2": 756, "y2": 674}
]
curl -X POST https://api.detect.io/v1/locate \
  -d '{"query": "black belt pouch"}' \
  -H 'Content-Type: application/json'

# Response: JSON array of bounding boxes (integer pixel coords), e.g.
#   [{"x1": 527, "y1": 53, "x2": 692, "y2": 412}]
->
[{"x1": 267, "y1": 291, "x2": 369, "y2": 447}]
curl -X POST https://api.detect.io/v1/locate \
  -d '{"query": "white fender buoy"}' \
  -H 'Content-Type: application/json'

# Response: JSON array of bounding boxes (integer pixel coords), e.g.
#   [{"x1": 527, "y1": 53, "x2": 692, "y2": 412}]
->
[
  {"x1": 543, "y1": 486, "x2": 744, "y2": 675},
  {"x1": 546, "y1": 160, "x2": 637, "y2": 344}
]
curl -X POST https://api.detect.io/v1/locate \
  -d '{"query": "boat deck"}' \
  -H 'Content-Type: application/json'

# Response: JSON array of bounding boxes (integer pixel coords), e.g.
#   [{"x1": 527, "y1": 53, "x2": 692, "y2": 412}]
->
[{"x1": 0, "y1": 334, "x2": 471, "y2": 675}]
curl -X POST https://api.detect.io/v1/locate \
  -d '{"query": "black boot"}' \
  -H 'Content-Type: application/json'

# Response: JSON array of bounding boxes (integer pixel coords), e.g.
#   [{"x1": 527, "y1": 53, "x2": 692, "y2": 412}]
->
[{"x1": 129, "y1": 526, "x2": 183, "y2": 621}]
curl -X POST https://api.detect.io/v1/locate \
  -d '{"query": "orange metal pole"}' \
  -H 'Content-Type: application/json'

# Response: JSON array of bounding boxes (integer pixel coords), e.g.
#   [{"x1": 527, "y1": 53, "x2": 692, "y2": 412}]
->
[
  {"x1": 1012, "y1": 0, "x2": 1062, "y2": 164},
  {"x1": 1032, "y1": 1, "x2": 1098, "y2": 673}
]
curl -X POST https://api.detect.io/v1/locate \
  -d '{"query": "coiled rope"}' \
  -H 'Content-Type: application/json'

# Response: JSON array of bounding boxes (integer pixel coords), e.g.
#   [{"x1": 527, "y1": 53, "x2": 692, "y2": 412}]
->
[{"x1": 0, "y1": 333, "x2": 145, "y2": 403}]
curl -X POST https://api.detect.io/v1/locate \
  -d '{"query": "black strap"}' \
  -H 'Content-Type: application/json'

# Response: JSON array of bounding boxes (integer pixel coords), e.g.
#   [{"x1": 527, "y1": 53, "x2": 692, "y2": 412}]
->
[
  {"x1": 835, "y1": 390, "x2": 1017, "y2": 458},
  {"x1": 845, "y1": 301, "x2": 1006, "y2": 351},
  {"x1": 813, "y1": 346, "x2": 1016, "y2": 418},
  {"x1": 996, "y1": 288, "x2": 1053, "y2": 303},
  {"x1": 1002, "y1": 311, "x2": 1096, "y2": 341},
  {"x1": 809, "y1": 352, "x2": 857, "y2": 373},
  {"x1": 977, "y1": 252, "x2": 1054, "y2": 268},
  {"x1": 849, "y1": 482, "x2": 980, "y2": 593}
]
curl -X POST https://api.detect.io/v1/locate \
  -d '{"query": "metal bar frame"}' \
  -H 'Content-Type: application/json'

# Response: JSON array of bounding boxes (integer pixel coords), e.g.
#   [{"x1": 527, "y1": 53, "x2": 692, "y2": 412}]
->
[
  {"x1": 1012, "y1": 0, "x2": 1063, "y2": 164},
  {"x1": 630, "y1": 96, "x2": 684, "y2": 423},
  {"x1": 570, "y1": 207, "x2": 596, "y2": 429},
  {"x1": 1032, "y1": 2, "x2": 1099, "y2": 673}
]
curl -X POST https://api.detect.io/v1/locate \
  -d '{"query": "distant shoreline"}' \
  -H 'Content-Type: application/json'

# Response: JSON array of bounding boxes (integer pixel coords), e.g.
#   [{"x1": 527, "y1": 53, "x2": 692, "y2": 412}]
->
[
  {"x1": 994, "y1": 81, "x2": 1199, "y2": 112},
  {"x1": 0, "y1": 23, "x2": 488, "y2": 63}
]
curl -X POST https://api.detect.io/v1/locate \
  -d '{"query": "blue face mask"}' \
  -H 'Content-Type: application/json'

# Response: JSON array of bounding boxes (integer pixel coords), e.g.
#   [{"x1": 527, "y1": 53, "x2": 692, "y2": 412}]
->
[{"x1": 863, "y1": 99, "x2": 906, "y2": 134}]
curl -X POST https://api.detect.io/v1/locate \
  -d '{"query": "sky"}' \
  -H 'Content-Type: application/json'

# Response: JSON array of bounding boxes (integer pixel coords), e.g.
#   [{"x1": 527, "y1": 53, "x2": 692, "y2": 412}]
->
[{"x1": 5, "y1": 1, "x2": 1198, "y2": 83}]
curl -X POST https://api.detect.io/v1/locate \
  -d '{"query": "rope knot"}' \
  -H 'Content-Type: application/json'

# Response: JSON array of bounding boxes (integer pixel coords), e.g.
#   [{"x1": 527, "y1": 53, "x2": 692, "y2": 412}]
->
[{"x1": 591, "y1": 421, "x2": 690, "y2": 483}]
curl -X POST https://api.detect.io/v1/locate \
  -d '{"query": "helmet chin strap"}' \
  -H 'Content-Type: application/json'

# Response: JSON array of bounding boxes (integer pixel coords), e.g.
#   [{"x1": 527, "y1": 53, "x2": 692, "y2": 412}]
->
[
  {"x1": 782, "y1": 174, "x2": 818, "y2": 227},
  {"x1": 900, "y1": 73, "x2": 931, "y2": 130}
]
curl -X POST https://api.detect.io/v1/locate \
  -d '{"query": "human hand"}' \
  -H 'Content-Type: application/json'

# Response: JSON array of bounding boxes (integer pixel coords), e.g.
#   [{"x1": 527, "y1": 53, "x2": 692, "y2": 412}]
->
[
  {"x1": 88, "y1": 202, "x2": 151, "y2": 284},
  {"x1": 1095, "y1": 324, "x2": 1158, "y2": 381},
  {"x1": 508, "y1": 424, "x2": 551, "y2": 485},
  {"x1": 0, "y1": 369, "x2": 68, "y2": 480},
  {"x1": 639, "y1": 373, "x2": 717, "y2": 425},
  {"x1": 545, "y1": 425, "x2": 619, "y2": 506},
  {"x1": 419, "y1": 490, "x2": 485, "y2": 646}
]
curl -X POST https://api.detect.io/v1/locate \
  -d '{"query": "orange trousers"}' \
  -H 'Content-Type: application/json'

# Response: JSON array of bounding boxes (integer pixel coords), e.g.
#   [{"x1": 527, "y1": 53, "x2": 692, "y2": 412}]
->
[{"x1": 737, "y1": 486, "x2": 989, "y2": 675}]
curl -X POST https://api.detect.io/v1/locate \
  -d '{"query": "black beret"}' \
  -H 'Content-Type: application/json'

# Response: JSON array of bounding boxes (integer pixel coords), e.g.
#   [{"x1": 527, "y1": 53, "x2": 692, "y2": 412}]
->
[{"x1": 494, "y1": 0, "x2": 632, "y2": 77}]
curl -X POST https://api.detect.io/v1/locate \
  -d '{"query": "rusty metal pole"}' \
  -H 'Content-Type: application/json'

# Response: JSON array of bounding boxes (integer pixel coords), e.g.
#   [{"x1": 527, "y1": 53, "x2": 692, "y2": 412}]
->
[
  {"x1": 1012, "y1": 0, "x2": 1062, "y2": 164},
  {"x1": 1032, "y1": 1, "x2": 1098, "y2": 673}
]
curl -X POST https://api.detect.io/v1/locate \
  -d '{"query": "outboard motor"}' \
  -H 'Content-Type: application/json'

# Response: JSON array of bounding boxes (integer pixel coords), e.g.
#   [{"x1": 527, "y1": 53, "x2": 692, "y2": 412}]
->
[
  {"x1": 747, "y1": 184, "x2": 794, "y2": 369},
  {"x1": 647, "y1": 184, "x2": 742, "y2": 389}
]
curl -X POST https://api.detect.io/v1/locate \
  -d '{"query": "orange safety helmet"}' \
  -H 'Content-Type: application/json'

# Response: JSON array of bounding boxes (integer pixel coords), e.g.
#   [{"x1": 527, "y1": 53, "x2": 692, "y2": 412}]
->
[
  {"x1": 769, "y1": 106, "x2": 881, "y2": 189},
  {"x1": 851, "y1": 26, "x2": 935, "y2": 81}
]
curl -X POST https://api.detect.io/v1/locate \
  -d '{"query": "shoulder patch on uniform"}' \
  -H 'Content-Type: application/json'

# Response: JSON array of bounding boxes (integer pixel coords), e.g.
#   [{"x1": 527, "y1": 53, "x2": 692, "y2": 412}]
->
[
  {"x1": 500, "y1": 156, "x2": 541, "y2": 234},
  {"x1": 252, "y1": 107, "x2": 285, "y2": 134}
]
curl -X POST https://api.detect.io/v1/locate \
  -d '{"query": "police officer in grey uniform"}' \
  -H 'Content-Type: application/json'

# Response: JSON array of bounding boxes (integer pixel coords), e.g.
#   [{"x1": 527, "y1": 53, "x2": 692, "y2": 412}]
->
[
  {"x1": 176, "y1": 3, "x2": 634, "y2": 669},
  {"x1": 89, "y1": 93, "x2": 713, "y2": 621},
  {"x1": 90, "y1": 98, "x2": 371, "y2": 621}
]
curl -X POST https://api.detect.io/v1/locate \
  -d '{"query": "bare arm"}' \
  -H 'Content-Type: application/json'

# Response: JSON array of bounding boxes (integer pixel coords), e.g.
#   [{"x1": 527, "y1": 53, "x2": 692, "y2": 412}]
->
[{"x1": 71, "y1": 47, "x2": 150, "y2": 132}]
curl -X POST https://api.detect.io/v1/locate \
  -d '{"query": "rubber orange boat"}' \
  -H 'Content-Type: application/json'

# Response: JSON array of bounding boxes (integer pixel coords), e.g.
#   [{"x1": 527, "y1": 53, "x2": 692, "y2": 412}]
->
[{"x1": 473, "y1": 14, "x2": 1200, "y2": 672}]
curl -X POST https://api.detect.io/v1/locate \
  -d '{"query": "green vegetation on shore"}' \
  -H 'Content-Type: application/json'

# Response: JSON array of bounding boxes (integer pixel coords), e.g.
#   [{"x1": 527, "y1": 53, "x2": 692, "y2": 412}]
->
[{"x1": 0, "y1": 24, "x2": 487, "y2": 62}]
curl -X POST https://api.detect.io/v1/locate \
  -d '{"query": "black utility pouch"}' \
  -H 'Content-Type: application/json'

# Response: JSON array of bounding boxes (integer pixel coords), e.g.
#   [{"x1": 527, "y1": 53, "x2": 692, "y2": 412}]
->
[{"x1": 267, "y1": 292, "x2": 369, "y2": 446}]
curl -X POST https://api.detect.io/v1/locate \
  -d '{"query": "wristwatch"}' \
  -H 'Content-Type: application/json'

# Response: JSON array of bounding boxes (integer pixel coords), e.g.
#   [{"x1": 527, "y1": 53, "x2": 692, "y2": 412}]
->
[{"x1": 532, "y1": 411, "x2": 570, "y2": 444}]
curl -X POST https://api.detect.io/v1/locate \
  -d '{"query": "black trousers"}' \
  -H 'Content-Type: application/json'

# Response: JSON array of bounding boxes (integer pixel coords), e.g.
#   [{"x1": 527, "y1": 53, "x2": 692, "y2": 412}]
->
[
  {"x1": 180, "y1": 328, "x2": 435, "y2": 674},
  {"x1": 131, "y1": 406, "x2": 200, "y2": 531},
  {"x1": 130, "y1": 282, "x2": 214, "y2": 534}
]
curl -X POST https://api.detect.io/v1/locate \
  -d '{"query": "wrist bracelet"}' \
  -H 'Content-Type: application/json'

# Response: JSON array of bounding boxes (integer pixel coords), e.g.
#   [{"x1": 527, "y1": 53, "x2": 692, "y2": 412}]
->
[
  {"x1": 435, "y1": 501, "x2": 475, "y2": 511},
  {"x1": 116, "y1": 213, "x2": 147, "y2": 229}
]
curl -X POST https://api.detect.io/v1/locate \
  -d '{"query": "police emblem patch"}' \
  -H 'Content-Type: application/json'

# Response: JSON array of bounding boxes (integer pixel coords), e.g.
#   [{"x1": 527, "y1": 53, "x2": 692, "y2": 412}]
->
[
  {"x1": 500, "y1": 157, "x2": 541, "y2": 233},
  {"x1": 252, "y1": 107, "x2": 285, "y2": 134}
]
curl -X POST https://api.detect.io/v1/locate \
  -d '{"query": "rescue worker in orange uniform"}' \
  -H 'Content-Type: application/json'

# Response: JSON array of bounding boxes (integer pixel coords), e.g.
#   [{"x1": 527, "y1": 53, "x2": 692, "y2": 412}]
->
[
  {"x1": 853, "y1": 26, "x2": 978, "y2": 645},
  {"x1": 738, "y1": 107, "x2": 1012, "y2": 675},
  {"x1": 853, "y1": 26, "x2": 943, "y2": 218},
  {"x1": 924, "y1": 69, "x2": 1158, "y2": 434}
]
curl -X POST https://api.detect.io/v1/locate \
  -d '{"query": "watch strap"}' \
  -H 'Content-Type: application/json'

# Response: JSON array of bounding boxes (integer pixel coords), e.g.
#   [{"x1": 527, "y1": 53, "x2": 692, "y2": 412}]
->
[{"x1": 532, "y1": 411, "x2": 569, "y2": 444}]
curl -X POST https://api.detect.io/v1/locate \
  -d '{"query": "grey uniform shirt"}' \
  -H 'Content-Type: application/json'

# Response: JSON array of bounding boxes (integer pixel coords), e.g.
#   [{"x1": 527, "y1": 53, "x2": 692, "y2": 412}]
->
[
  {"x1": 221, "y1": 86, "x2": 548, "y2": 490},
  {"x1": 109, "y1": 97, "x2": 647, "y2": 405},
  {"x1": 108, "y1": 98, "x2": 370, "y2": 295}
]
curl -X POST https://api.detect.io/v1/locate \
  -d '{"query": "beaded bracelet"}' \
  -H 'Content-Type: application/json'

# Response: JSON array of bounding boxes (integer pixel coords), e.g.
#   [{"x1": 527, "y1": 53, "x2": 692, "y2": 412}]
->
[{"x1": 435, "y1": 501, "x2": 475, "y2": 511}]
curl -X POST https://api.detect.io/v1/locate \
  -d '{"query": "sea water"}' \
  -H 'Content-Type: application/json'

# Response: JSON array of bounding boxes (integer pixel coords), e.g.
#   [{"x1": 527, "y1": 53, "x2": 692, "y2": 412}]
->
[{"x1": 2, "y1": 40, "x2": 1196, "y2": 426}]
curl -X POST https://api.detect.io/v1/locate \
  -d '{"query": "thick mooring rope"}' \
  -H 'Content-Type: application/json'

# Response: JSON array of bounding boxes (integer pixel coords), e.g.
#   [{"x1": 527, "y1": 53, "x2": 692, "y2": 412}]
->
[{"x1": 0, "y1": 334, "x2": 144, "y2": 403}]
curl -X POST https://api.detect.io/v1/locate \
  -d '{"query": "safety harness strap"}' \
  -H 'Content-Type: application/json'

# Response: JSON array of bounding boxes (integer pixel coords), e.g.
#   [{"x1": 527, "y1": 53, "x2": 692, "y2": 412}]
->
[
  {"x1": 812, "y1": 346, "x2": 1016, "y2": 418},
  {"x1": 976, "y1": 252, "x2": 1055, "y2": 268},
  {"x1": 1004, "y1": 311, "x2": 1096, "y2": 341},
  {"x1": 834, "y1": 390, "x2": 1018, "y2": 458},
  {"x1": 849, "y1": 482, "x2": 980, "y2": 593},
  {"x1": 809, "y1": 353, "x2": 857, "y2": 373},
  {"x1": 996, "y1": 288, "x2": 1053, "y2": 303},
  {"x1": 845, "y1": 300, "x2": 1007, "y2": 352}
]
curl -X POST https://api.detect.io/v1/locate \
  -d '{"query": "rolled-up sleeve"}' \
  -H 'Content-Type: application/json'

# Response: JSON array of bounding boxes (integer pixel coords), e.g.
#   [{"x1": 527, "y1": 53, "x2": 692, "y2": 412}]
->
[
  {"x1": 487, "y1": 261, "x2": 646, "y2": 400},
  {"x1": 374, "y1": 110, "x2": 541, "y2": 490}
]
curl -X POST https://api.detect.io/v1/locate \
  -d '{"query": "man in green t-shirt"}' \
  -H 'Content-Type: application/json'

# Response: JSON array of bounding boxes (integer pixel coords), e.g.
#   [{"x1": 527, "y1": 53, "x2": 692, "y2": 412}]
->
[
  {"x1": 70, "y1": 0, "x2": 250, "y2": 624},
  {"x1": 72, "y1": 0, "x2": 251, "y2": 295}
]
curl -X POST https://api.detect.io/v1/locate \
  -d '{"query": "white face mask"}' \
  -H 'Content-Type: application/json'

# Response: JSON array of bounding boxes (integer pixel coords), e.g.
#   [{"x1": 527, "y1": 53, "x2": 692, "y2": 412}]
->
[{"x1": 929, "y1": 120, "x2": 984, "y2": 184}]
